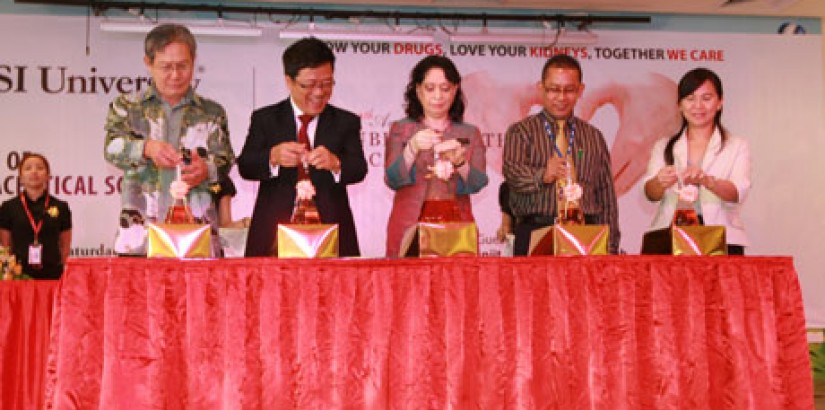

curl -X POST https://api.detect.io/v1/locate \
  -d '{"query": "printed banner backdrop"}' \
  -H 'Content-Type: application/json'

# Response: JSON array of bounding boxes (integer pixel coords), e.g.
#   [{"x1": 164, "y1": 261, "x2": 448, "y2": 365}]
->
[{"x1": 2, "y1": 15, "x2": 825, "y2": 325}]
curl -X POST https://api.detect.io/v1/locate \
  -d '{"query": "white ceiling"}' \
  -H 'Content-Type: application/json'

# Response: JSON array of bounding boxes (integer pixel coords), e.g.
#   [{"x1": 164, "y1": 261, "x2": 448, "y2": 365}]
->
[{"x1": 237, "y1": 0, "x2": 825, "y2": 18}]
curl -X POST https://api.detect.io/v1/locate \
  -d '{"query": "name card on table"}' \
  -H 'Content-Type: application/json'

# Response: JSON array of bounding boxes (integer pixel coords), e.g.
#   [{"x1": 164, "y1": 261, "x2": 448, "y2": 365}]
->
[
  {"x1": 146, "y1": 223, "x2": 212, "y2": 258},
  {"x1": 528, "y1": 224, "x2": 609, "y2": 256},
  {"x1": 400, "y1": 222, "x2": 478, "y2": 257},
  {"x1": 277, "y1": 224, "x2": 339, "y2": 258},
  {"x1": 641, "y1": 225, "x2": 727, "y2": 256}
]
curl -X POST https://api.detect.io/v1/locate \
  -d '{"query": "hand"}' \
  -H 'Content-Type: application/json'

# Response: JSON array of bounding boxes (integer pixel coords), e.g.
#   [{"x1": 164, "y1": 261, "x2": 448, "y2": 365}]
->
[
  {"x1": 656, "y1": 165, "x2": 679, "y2": 189},
  {"x1": 441, "y1": 144, "x2": 467, "y2": 167},
  {"x1": 227, "y1": 217, "x2": 251, "y2": 228},
  {"x1": 543, "y1": 157, "x2": 569, "y2": 183},
  {"x1": 701, "y1": 174, "x2": 717, "y2": 190},
  {"x1": 180, "y1": 149, "x2": 208, "y2": 186},
  {"x1": 270, "y1": 142, "x2": 307, "y2": 168},
  {"x1": 408, "y1": 129, "x2": 443, "y2": 155},
  {"x1": 496, "y1": 222, "x2": 512, "y2": 242},
  {"x1": 681, "y1": 165, "x2": 705, "y2": 186},
  {"x1": 307, "y1": 146, "x2": 341, "y2": 172},
  {"x1": 144, "y1": 140, "x2": 180, "y2": 169}
]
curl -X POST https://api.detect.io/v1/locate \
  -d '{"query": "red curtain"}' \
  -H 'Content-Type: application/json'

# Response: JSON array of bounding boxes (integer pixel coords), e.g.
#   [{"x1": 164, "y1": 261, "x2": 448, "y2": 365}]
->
[
  {"x1": 44, "y1": 256, "x2": 812, "y2": 409},
  {"x1": 0, "y1": 280, "x2": 58, "y2": 410}
]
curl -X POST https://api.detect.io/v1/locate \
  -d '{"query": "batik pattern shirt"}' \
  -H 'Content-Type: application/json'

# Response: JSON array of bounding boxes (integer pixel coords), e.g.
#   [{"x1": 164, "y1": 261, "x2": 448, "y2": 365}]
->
[{"x1": 104, "y1": 86, "x2": 234, "y2": 255}]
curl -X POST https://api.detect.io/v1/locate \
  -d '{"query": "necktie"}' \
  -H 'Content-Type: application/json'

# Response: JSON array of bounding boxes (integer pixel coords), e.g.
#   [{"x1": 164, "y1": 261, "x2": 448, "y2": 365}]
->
[
  {"x1": 297, "y1": 114, "x2": 313, "y2": 149},
  {"x1": 555, "y1": 120, "x2": 568, "y2": 160},
  {"x1": 297, "y1": 114, "x2": 313, "y2": 180},
  {"x1": 555, "y1": 120, "x2": 568, "y2": 214},
  {"x1": 556, "y1": 120, "x2": 576, "y2": 182},
  {"x1": 555, "y1": 119, "x2": 582, "y2": 224}
]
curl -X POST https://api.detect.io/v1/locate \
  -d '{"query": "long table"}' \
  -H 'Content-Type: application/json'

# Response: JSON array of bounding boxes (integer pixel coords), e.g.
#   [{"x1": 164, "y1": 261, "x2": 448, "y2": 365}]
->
[
  {"x1": 1, "y1": 280, "x2": 58, "y2": 410},
  {"x1": 40, "y1": 256, "x2": 811, "y2": 409}
]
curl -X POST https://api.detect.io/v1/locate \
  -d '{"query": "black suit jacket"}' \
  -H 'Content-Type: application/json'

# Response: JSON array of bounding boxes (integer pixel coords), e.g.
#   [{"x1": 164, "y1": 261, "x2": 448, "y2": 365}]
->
[{"x1": 237, "y1": 99, "x2": 367, "y2": 257}]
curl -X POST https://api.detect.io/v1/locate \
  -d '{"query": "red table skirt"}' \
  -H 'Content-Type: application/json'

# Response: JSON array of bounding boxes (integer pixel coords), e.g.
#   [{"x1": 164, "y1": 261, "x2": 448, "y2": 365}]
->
[
  {"x1": 44, "y1": 256, "x2": 812, "y2": 409},
  {"x1": 0, "y1": 280, "x2": 58, "y2": 410}
]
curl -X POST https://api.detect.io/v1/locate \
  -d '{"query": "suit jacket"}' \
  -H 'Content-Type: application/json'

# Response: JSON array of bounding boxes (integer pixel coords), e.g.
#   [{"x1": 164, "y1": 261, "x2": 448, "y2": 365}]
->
[
  {"x1": 383, "y1": 119, "x2": 488, "y2": 257},
  {"x1": 237, "y1": 99, "x2": 367, "y2": 256},
  {"x1": 643, "y1": 128, "x2": 751, "y2": 246}
]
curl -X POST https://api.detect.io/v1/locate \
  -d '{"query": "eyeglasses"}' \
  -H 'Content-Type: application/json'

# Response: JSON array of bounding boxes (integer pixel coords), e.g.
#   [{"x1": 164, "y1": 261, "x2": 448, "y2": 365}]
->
[
  {"x1": 294, "y1": 79, "x2": 336, "y2": 91},
  {"x1": 155, "y1": 62, "x2": 192, "y2": 75},
  {"x1": 543, "y1": 85, "x2": 580, "y2": 96}
]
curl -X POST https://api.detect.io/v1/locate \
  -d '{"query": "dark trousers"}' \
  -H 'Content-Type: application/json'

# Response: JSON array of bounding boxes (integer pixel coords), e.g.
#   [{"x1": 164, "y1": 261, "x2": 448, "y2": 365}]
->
[
  {"x1": 513, "y1": 220, "x2": 552, "y2": 256},
  {"x1": 728, "y1": 245, "x2": 745, "y2": 255}
]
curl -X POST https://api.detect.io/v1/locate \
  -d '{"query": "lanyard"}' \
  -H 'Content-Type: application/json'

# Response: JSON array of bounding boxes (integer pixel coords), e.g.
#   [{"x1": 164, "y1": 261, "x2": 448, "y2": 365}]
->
[
  {"x1": 20, "y1": 193, "x2": 49, "y2": 243},
  {"x1": 542, "y1": 115, "x2": 576, "y2": 159}
]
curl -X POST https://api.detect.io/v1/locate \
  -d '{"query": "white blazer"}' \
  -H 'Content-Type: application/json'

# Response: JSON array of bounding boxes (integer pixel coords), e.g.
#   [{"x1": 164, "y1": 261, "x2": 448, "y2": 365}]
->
[{"x1": 643, "y1": 128, "x2": 752, "y2": 246}]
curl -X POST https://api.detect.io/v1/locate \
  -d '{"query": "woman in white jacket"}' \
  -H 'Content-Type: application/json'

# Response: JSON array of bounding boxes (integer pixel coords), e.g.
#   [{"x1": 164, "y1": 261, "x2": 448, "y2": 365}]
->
[{"x1": 643, "y1": 68, "x2": 751, "y2": 255}]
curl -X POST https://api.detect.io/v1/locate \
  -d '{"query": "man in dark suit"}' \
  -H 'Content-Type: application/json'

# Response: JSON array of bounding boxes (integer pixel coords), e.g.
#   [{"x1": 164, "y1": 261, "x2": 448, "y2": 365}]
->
[{"x1": 237, "y1": 37, "x2": 367, "y2": 257}]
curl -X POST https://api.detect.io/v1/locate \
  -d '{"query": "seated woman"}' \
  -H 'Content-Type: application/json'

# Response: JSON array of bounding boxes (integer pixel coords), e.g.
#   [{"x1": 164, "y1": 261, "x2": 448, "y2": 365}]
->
[
  {"x1": 384, "y1": 55, "x2": 488, "y2": 257},
  {"x1": 642, "y1": 68, "x2": 751, "y2": 255},
  {"x1": 0, "y1": 153, "x2": 72, "y2": 278}
]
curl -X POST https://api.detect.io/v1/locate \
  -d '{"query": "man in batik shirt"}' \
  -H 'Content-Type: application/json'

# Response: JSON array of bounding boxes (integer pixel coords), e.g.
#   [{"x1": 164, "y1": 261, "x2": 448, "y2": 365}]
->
[{"x1": 104, "y1": 24, "x2": 234, "y2": 255}]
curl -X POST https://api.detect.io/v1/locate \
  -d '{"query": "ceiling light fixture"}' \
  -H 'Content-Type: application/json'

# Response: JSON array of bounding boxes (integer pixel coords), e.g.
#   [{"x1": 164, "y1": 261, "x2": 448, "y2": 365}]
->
[
  {"x1": 100, "y1": 18, "x2": 263, "y2": 37},
  {"x1": 449, "y1": 28, "x2": 598, "y2": 46},
  {"x1": 279, "y1": 24, "x2": 435, "y2": 43}
]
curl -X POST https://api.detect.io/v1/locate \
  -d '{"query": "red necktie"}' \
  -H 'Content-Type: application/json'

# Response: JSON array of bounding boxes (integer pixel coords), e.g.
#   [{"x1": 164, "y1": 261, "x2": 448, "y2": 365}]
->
[
  {"x1": 297, "y1": 114, "x2": 313, "y2": 180},
  {"x1": 297, "y1": 114, "x2": 313, "y2": 149}
]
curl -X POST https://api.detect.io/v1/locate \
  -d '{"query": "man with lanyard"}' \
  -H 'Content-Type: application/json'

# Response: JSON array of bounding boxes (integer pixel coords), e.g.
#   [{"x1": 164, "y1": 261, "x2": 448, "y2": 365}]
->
[
  {"x1": 503, "y1": 54, "x2": 620, "y2": 255},
  {"x1": 104, "y1": 23, "x2": 235, "y2": 255}
]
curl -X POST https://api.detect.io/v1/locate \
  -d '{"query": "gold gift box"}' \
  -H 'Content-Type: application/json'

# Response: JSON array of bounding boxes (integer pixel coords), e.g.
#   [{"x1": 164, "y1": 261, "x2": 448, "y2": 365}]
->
[
  {"x1": 277, "y1": 224, "x2": 339, "y2": 258},
  {"x1": 146, "y1": 223, "x2": 212, "y2": 258},
  {"x1": 641, "y1": 225, "x2": 727, "y2": 256},
  {"x1": 528, "y1": 224, "x2": 609, "y2": 256},
  {"x1": 400, "y1": 222, "x2": 478, "y2": 257}
]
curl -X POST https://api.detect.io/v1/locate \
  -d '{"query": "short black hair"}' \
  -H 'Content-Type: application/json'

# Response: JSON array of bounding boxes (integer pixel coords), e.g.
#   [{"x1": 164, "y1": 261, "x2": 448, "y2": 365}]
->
[
  {"x1": 403, "y1": 55, "x2": 466, "y2": 122},
  {"x1": 282, "y1": 37, "x2": 336, "y2": 79},
  {"x1": 541, "y1": 54, "x2": 582, "y2": 83}
]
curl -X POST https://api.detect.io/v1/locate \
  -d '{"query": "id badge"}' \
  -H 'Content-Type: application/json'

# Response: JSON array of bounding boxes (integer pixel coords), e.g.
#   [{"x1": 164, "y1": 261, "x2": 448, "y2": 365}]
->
[{"x1": 29, "y1": 242, "x2": 43, "y2": 268}]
